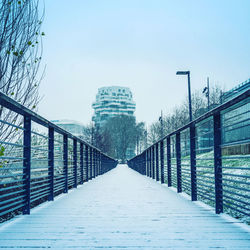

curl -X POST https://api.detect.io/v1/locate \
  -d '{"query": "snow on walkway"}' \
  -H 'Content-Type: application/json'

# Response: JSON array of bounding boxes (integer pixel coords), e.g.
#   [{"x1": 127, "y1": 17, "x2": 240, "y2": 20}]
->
[{"x1": 0, "y1": 164, "x2": 250, "y2": 249}]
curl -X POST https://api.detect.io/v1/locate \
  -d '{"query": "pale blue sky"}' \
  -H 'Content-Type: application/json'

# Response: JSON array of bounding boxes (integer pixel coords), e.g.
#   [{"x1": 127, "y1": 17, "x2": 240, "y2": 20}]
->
[{"x1": 39, "y1": 0, "x2": 250, "y2": 126}]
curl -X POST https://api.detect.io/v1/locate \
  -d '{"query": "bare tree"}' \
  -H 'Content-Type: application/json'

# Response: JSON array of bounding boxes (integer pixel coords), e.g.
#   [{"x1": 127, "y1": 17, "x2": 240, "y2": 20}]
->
[
  {"x1": 80, "y1": 123, "x2": 93, "y2": 144},
  {"x1": 135, "y1": 122, "x2": 146, "y2": 154},
  {"x1": 94, "y1": 115, "x2": 145, "y2": 161},
  {"x1": 0, "y1": 0, "x2": 44, "y2": 142},
  {"x1": 148, "y1": 84, "x2": 223, "y2": 143}
]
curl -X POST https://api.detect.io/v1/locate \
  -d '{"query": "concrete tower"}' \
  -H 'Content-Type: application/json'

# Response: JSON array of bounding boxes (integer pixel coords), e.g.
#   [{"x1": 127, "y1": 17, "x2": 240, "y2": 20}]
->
[{"x1": 92, "y1": 86, "x2": 136, "y2": 127}]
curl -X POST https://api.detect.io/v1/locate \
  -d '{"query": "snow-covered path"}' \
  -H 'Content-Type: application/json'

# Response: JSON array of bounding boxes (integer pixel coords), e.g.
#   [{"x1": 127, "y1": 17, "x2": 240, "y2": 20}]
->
[{"x1": 0, "y1": 164, "x2": 250, "y2": 249}]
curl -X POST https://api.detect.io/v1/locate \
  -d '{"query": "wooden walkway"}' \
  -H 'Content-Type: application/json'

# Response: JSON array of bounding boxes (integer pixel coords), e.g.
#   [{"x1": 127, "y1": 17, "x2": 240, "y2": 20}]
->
[{"x1": 0, "y1": 164, "x2": 250, "y2": 249}]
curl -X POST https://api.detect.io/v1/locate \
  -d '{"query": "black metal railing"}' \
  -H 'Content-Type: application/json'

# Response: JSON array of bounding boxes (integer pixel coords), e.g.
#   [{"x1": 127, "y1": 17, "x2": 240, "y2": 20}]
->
[
  {"x1": 128, "y1": 89, "x2": 250, "y2": 223},
  {"x1": 0, "y1": 92, "x2": 117, "y2": 222}
]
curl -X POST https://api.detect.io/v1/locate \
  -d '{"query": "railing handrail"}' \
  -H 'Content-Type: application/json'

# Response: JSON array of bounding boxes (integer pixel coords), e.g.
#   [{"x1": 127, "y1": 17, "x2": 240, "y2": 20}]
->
[
  {"x1": 0, "y1": 91, "x2": 118, "y2": 221},
  {"x1": 133, "y1": 89, "x2": 250, "y2": 158},
  {"x1": 128, "y1": 89, "x2": 250, "y2": 222},
  {"x1": 0, "y1": 91, "x2": 113, "y2": 160}
]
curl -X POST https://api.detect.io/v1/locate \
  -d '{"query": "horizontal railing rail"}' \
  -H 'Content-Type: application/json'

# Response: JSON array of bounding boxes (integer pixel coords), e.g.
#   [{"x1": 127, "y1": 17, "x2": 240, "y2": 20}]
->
[
  {"x1": 0, "y1": 92, "x2": 118, "y2": 222},
  {"x1": 128, "y1": 89, "x2": 250, "y2": 223}
]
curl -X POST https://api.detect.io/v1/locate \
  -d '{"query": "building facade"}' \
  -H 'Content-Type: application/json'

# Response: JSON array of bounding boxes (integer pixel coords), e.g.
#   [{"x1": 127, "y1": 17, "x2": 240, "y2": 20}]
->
[
  {"x1": 221, "y1": 78, "x2": 250, "y2": 155},
  {"x1": 51, "y1": 119, "x2": 85, "y2": 137},
  {"x1": 190, "y1": 79, "x2": 250, "y2": 155},
  {"x1": 92, "y1": 86, "x2": 136, "y2": 127}
]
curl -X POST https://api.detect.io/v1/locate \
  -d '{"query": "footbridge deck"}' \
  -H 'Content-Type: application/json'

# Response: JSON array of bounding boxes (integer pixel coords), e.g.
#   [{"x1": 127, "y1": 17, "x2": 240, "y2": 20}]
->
[{"x1": 0, "y1": 165, "x2": 249, "y2": 249}]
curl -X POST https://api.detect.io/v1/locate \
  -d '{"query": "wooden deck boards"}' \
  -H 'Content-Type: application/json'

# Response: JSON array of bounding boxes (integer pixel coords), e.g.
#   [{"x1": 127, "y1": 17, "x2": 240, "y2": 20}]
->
[{"x1": 0, "y1": 164, "x2": 249, "y2": 249}]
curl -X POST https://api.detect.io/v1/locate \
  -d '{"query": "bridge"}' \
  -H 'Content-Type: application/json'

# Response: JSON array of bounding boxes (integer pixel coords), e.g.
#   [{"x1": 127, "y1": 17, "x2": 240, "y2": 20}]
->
[{"x1": 0, "y1": 90, "x2": 250, "y2": 249}]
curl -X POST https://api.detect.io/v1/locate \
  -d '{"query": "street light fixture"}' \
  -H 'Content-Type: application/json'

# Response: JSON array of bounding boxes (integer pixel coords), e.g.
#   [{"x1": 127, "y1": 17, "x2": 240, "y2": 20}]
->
[
  {"x1": 203, "y1": 77, "x2": 210, "y2": 111},
  {"x1": 176, "y1": 70, "x2": 192, "y2": 122}
]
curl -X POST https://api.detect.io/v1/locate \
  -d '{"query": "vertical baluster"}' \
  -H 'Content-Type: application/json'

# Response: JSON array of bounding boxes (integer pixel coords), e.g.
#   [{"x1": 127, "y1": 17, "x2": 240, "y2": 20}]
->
[
  {"x1": 80, "y1": 143, "x2": 84, "y2": 184},
  {"x1": 214, "y1": 112, "x2": 223, "y2": 214},
  {"x1": 176, "y1": 132, "x2": 182, "y2": 193},
  {"x1": 149, "y1": 147, "x2": 152, "y2": 177},
  {"x1": 144, "y1": 151, "x2": 146, "y2": 175},
  {"x1": 48, "y1": 127, "x2": 54, "y2": 201},
  {"x1": 96, "y1": 150, "x2": 98, "y2": 176},
  {"x1": 190, "y1": 124, "x2": 197, "y2": 201},
  {"x1": 100, "y1": 153, "x2": 103, "y2": 174},
  {"x1": 63, "y1": 134, "x2": 68, "y2": 193},
  {"x1": 152, "y1": 145, "x2": 155, "y2": 179},
  {"x1": 23, "y1": 115, "x2": 31, "y2": 215},
  {"x1": 73, "y1": 139, "x2": 77, "y2": 188},
  {"x1": 160, "y1": 140, "x2": 164, "y2": 184},
  {"x1": 99, "y1": 152, "x2": 101, "y2": 175},
  {"x1": 85, "y1": 145, "x2": 89, "y2": 182},
  {"x1": 90, "y1": 148, "x2": 93, "y2": 180},
  {"x1": 167, "y1": 136, "x2": 172, "y2": 187},
  {"x1": 93, "y1": 150, "x2": 96, "y2": 178},
  {"x1": 156, "y1": 143, "x2": 159, "y2": 181}
]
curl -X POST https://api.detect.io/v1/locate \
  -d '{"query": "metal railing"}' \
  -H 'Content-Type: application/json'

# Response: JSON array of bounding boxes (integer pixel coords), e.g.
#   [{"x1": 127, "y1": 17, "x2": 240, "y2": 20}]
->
[
  {"x1": 0, "y1": 92, "x2": 117, "y2": 221},
  {"x1": 128, "y1": 90, "x2": 250, "y2": 223}
]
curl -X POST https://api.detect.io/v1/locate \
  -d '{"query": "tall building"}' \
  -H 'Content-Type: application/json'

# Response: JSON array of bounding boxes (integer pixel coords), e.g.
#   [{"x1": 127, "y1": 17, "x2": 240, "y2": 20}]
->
[{"x1": 92, "y1": 86, "x2": 136, "y2": 127}]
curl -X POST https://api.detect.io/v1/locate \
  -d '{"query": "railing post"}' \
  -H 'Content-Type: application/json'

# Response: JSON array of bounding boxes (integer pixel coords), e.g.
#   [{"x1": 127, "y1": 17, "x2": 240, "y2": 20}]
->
[
  {"x1": 149, "y1": 147, "x2": 152, "y2": 177},
  {"x1": 98, "y1": 153, "x2": 100, "y2": 175},
  {"x1": 176, "y1": 132, "x2": 182, "y2": 193},
  {"x1": 148, "y1": 148, "x2": 150, "y2": 176},
  {"x1": 190, "y1": 124, "x2": 197, "y2": 201},
  {"x1": 98, "y1": 152, "x2": 101, "y2": 175},
  {"x1": 73, "y1": 139, "x2": 77, "y2": 188},
  {"x1": 85, "y1": 145, "x2": 89, "y2": 181},
  {"x1": 167, "y1": 136, "x2": 172, "y2": 187},
  {"x1": 89, "y1": 147, "x2": 93, "y2": 180},
  {"x1": 213, "y1": 112, "x2": 223, "y2": 214},
  {"x1": 96, "y1": 151, "x2": 99, "y2": 176},
  {"x1": 156, "y1": 143, "x2": 159, "y2": 181},
  {"x1": 23, "y1": 115, "x2": 31, "y2": 215},
  {"x1": 152, "y1": 145, "x2": 155, "y2": 179},
  {"x1": 63, "y1": 134, "x2": 68, "y2": 193},
  {"x1": 144, "y1": 151, "x2": 146, "y2": 175},
  {"x1": 93, "y1": 150, "x2": 96, "y2": 178},
  {"x1": 97, "y1": 151, "x2": 99, "y2": 176},
  {"x1": 99, "y1": 152, "x2": 101, "y2": 175},
  {"x1": 48, "y1": 127, "x2": 54, "y2": 201},
  {"x1": 102, "y1": 155, "x2": 105, "y2": 174},
  {"x1": 80, "y1": 143, "x2": 84, "y2": 184},
  {"x1": 104, "y1": 155, "x2": 107, "y2": 173},
  {"x1": 146, "y1": 150, "x2": 149, "y2": 176},
  {"x1": 160, "y1": 140, "x2": 164, "y2": 183}
]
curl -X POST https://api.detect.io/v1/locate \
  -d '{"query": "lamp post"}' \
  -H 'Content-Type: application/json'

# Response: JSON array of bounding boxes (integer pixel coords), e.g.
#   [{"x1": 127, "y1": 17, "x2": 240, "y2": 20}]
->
[{"x1": 176, "y1": 71, "x2": 192, "y2": 122}]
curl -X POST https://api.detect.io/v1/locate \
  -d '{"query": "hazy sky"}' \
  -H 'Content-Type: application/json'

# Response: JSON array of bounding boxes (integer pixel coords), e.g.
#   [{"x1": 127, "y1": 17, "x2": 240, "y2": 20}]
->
[{"x1": 38, "y1": 0, "x2": 250, "y2": 127}]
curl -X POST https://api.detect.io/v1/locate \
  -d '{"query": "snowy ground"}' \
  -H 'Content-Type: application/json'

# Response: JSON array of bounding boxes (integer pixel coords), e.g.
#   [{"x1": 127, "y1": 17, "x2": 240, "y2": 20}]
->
[{"x1": 0, "y1": 164, "x2": 250, "y2": 249}]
